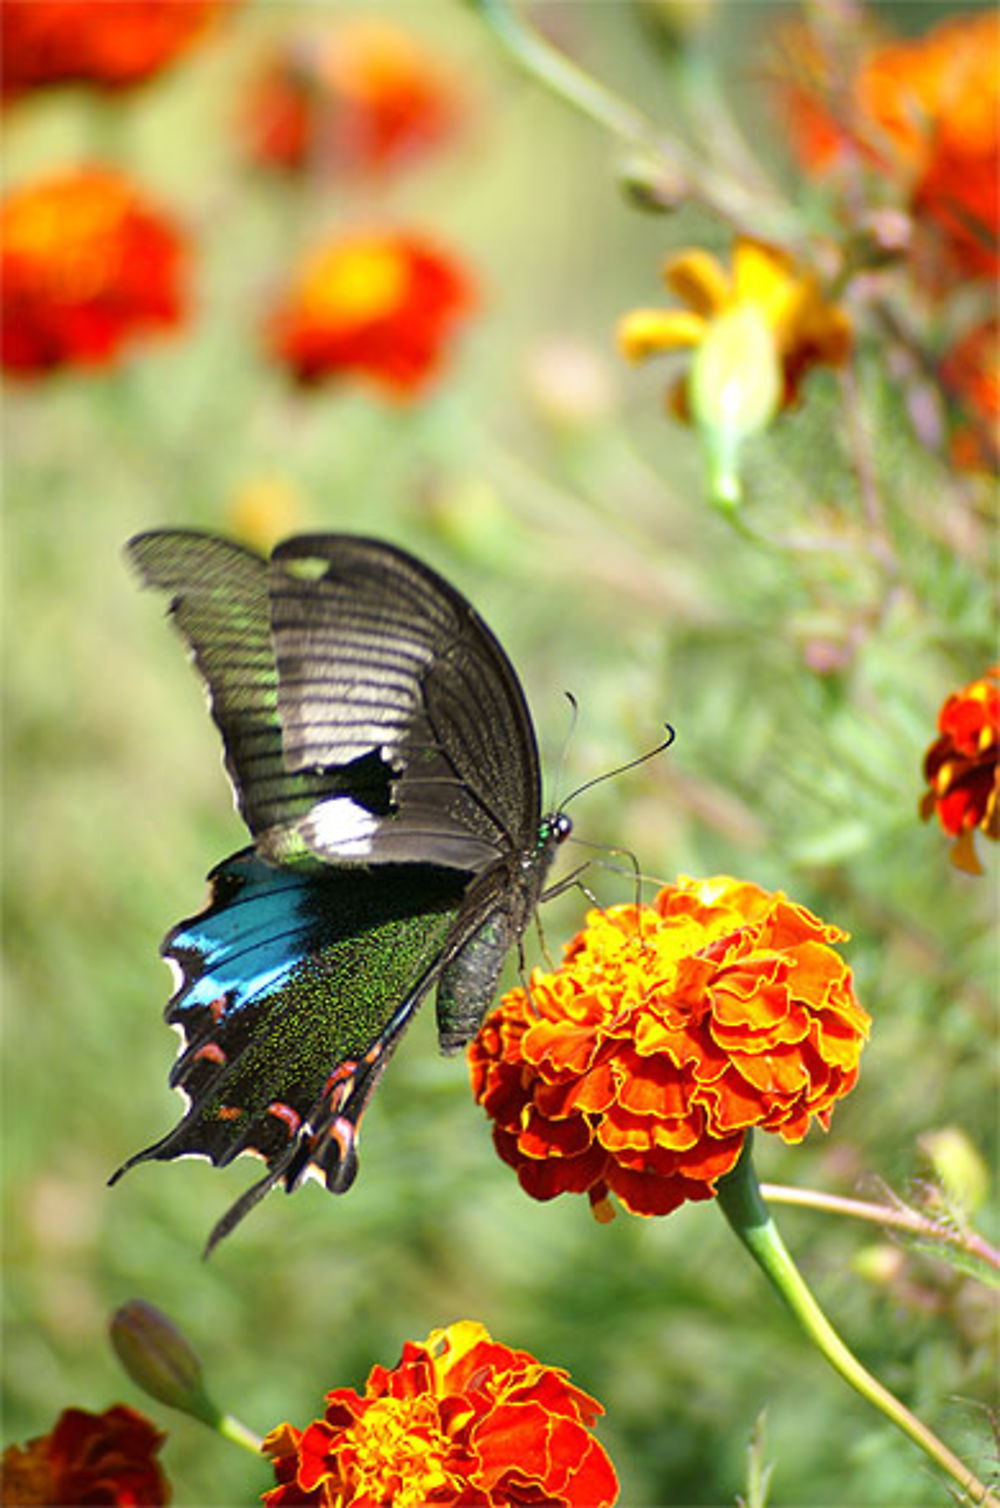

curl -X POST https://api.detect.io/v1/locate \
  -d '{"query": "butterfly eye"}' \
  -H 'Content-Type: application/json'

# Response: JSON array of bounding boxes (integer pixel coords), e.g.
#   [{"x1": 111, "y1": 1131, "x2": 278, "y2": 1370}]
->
[{"x1": 553, "y1": 813, "x2": 573, "y2": 843}]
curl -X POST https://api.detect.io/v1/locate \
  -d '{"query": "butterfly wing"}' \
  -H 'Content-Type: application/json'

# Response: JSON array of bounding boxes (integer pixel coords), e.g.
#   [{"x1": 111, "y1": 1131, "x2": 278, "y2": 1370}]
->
[
  {"x1": 128, "y1": 531, "x2": 544, "y2": 875},
  {"x1": 126, "y1": 531, "x2": 384, "y2": 858},
  {"x1": 122, "y1": 529, "x2": 561, "y2": 1247},
  {"x1": 112, "y1": 850, "x2": 468, "y2": 1251},
  {"x1": 267, "y1": 535, "x2": 543, "y2": 870}
]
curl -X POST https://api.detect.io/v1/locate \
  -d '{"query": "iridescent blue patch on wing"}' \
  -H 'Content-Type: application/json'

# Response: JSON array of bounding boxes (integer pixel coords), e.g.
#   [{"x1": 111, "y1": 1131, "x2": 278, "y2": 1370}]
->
[{"x1": 112, "y1": 849, "x2": 467, "y2": 1250}]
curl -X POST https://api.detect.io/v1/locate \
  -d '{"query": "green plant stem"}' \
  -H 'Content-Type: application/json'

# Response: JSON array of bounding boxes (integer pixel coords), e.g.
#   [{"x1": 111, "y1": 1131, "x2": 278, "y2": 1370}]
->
[
  {"x1": 463, "y1": 0, "x2": 791, "y2": 239},
  {"x1": 215, "y1": 1412, "x2": 263, "y2": 1457},
  {"x1": 717, "y1": 1143, "x2": 998, "y2": 1506},
  {"x1": 760, "y1": 1182, "x2": 1000, "y2": 1272},
  {"x1": 467, "y1": 0, "x2": 659, "y2": 149}
]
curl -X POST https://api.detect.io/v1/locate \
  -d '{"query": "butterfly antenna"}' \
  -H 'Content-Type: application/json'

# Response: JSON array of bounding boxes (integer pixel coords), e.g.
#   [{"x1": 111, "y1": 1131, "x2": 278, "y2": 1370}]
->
[
  {"x1": 548, "y1": 691, "x2": 580, "y2": 811},
  {"x1": 559, "y1": 725, "x2": 676, "y2": 812}
]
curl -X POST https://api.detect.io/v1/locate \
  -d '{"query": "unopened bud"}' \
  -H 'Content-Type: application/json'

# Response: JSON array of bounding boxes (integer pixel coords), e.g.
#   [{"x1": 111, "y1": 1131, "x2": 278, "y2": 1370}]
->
[
  {"x1": 110, "y1": 1300, "x2": 219, "y2": 1427},
  {"x1": 918, "y1": 1128, "x2": 987, "y2": 1218},
  {"x1": 619, "y1": 153, "x2": 688, "y2": 213}
]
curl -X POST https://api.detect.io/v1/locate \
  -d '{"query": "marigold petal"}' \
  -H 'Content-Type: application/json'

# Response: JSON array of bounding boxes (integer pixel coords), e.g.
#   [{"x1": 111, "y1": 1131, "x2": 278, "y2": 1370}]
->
[
  {"x1": 616, "y1": 306, "x2": 706, "y2": 362},
  {"x1": 951, "y1": 827, "x2": 984, "y2": 874},
  {"x1": 517, "y1": 1143, "x2": 610, "y2": 1201},
  {"x1": 663, "y1": 248, "x2": 732, "y2": 314},
  {"x1": 518, "y1": 1107, "x2": 594, "y2": 1160}
]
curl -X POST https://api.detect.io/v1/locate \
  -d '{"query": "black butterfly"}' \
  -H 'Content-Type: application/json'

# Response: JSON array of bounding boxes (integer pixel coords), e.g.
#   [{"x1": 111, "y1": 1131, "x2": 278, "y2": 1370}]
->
[{"x1": 112, "y1": 532, "x2": 570, "y2": 1251}]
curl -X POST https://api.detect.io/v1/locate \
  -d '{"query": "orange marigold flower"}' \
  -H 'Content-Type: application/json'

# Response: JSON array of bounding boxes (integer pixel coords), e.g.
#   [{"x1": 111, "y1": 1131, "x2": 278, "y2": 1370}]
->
[
  {"x1": 0, "y1": 1404, "x2": 169, "y2": 1506},
  {"x1": 266, "y1": 230, "x2": 475, "y2": 396},
  {"x1": 777, "y1": 11, "x2": 999, "y2": 286},
  {"x1": 469, "y1": 877, "x2": 869, "y2": 1221},
  {"x1": 617, "y1": 238, "x2": 850, "y2": 418},
  {"x1": 1, "y1": 0, "x2": 228, "y2": 96},
  {"x1": 262, "y1": 1320, "x2": 618, "y2": 1508},
  {"x1": 1, "y1": 168, "x2": 187, "y2": 377},
  {"x1": 939, "y1": 319, "x2": 1000, "y2": 474},
  {"x1": 920, "y1": 667, "x2": 1000, "y2": 875},
  {"x1": 246, "y1": 19, "x2": 460, "y2": 177}
]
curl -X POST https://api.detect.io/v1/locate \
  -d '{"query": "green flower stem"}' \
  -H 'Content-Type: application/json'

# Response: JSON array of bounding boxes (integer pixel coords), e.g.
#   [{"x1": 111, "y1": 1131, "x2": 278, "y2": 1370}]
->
[
  {"x1": 216, "y1": 1412, "x2": 264, "y2": 1457},
  {"x1": 717, "y1": 1144, "x2": 999, "y2": 1507},
  {"x1": 759, "y1": 1182, "x2": 1000, "y2": 1273},
  {"x1": 463, "y1": 0, "x2": 790, "y2": 239},
  {"x1": 465, "y1": 0, "x2": 659, "y2": 150}
]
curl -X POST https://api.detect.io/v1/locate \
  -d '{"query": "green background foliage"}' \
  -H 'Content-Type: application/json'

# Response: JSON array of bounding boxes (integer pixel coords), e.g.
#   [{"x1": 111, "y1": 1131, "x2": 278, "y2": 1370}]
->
[{"x1": 3, "y1": 4, "x2": 995, "y2": 1505}]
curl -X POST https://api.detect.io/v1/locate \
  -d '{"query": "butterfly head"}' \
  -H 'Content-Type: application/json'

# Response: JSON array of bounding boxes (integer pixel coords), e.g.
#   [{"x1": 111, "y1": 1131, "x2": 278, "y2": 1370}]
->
[{"x1": 535, "y1": 810, "x2": 572, "y2": 863}]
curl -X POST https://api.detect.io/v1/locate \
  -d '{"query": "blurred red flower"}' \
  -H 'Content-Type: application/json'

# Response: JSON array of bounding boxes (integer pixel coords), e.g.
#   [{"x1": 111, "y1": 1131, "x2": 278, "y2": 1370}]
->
[
  {"x1": 0, "y1": 1404, "x2": 169, "y2": 1506},
  {"x1": 1, "y1": 0, "x2": 228, "y2": 96},
  {"x1": 246, "y1": 18, "x2": 460, "y2": 177},
  {"x1": 470, "y1": 877, "x2": 869, "y2": 1221},
  {"x1": 1, "y1": 168, "x2": 187, "y2": 377},
  {"x1": 266, "y1": 231, "x2": 474, "y2": 396},
  {"x1": 263, "y1": 1320, "x2": 617, "y2": 1508},
  {"x1": 920, "y1": 667, "x2": 1000, "y2": 875},
  {"x1": 939, "y1": 319, "x2": 1000, "y2": 474},
  {"x1": 777, "y1": 10, "x2": 999, "y2": 286}
]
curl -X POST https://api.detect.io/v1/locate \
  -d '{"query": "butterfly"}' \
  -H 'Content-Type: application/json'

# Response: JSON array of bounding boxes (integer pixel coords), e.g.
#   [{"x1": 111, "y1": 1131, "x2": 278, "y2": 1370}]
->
[{"x1": 111, "y1": 531, "x2": 570, "y2": 1251}]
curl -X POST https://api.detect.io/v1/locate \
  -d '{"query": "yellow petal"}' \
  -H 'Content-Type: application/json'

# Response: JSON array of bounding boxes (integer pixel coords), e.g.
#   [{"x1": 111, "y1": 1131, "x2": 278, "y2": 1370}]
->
[
  {"x1": 662, "y1": 248, "x2": 731, "y2": 315},
  {"x1": 617, "y1": 307, "x2": 706, "y2": 362},
  {"x1": 732, "y1": 239, "x2": 797, "y2": 307}
]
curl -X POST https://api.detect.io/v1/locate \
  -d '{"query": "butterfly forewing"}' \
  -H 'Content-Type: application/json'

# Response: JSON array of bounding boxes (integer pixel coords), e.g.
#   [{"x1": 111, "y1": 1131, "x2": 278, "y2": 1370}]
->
[
  {"x1": 127, "y1": 531, "x2": 348, "y2": 853},
  {"x1": 268, "y1": 536, "x2": 543, "y2": 871}
]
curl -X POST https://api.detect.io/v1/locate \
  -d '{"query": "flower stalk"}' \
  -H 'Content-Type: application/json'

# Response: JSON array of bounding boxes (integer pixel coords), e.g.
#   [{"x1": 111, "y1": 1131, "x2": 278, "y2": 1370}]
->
[
  {"x1": 464, "y1": 0, "x2": 790, "y2": 238},
  {"x1": 759, "y1": 1182, "x2": 1000, "y2": 1275},
  {"x1": 717, "y1": 1142, "x2": 999, "y2": 1507}
]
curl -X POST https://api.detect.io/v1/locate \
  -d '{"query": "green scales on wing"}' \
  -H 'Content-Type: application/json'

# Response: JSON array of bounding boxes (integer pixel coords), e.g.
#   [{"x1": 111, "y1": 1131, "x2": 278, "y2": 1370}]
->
[{"x1": 113, "y1": 531, "x2": 570, "y2": 1251}]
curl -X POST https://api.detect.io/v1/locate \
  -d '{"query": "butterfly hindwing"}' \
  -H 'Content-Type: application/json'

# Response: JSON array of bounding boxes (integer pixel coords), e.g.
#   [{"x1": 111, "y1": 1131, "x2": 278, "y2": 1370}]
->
[{"x1": 113, "y1": 850, "x2": 469, "y2": 1249}]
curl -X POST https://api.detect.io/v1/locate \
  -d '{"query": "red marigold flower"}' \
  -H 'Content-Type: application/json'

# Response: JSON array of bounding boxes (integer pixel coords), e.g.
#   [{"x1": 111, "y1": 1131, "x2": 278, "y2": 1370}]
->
[
  {"x1": 469, "y1": 877, "x2": 870, "y2": 1221},
  {"x1": 776, "y1": 11, "x2": 999, "y2": 287},
  {"x1": 1, "y1": 168, "x2": 187, "y2": 377},
  {"x1": 920, "y1": 667, "x2": 1000, "y2": 875},
  {"x1": 246, "y1": 18, "x2": 460, "y2": 177},
  {"x1": 939, "y1": 319, "x2": 1000, "y2": 474},
  {"x1": 262, "y1": 1320, "x2": 618, "y2": 1507},
  {"x1": 265, "y1": 231, "x2": 475, "y2": 396},
  {"x1": 0, "y1": 1404, "x2": 169, "y2": 1506},
  {"x1": 1, "y1": 0, "x2": 229, "y2": 97}
]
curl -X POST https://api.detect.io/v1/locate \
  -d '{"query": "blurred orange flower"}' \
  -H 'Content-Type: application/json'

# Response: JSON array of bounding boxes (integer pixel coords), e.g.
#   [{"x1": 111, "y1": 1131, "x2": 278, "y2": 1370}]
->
[
  {"x1": 920, "y1": 667, "x2": 1000, "y2": 875},
  {"x1": 246, "y1": 18, "x2": 460, "y2": 177},
  {"x1": 266, "y1": 231, "x2": 474, "y2": 396},
  {"x1": 262, "y1": 1320, "x2": 618, "y2": 1508},
  {"x1": 617, "y1": 238, "x2": 850, "y2": 417},
  {"x1": 1, "y1": 0, "x2": 228, "y2": 96},
  {"x1": 778, "y1": 11, "x2": 999, "y2": 286},
  {"x1": 1, "y1": 168, "x2": 187, "y2": 376},
  {"x1": 470, "y1": 877, "x2": 869, "y2": 1220},
  {"x1": 939, "y1": 319, "x2": 1000, "y2": 474},
  {"x1": 0, "y1": 1404, "x2": 169, "y2": 1506}
]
